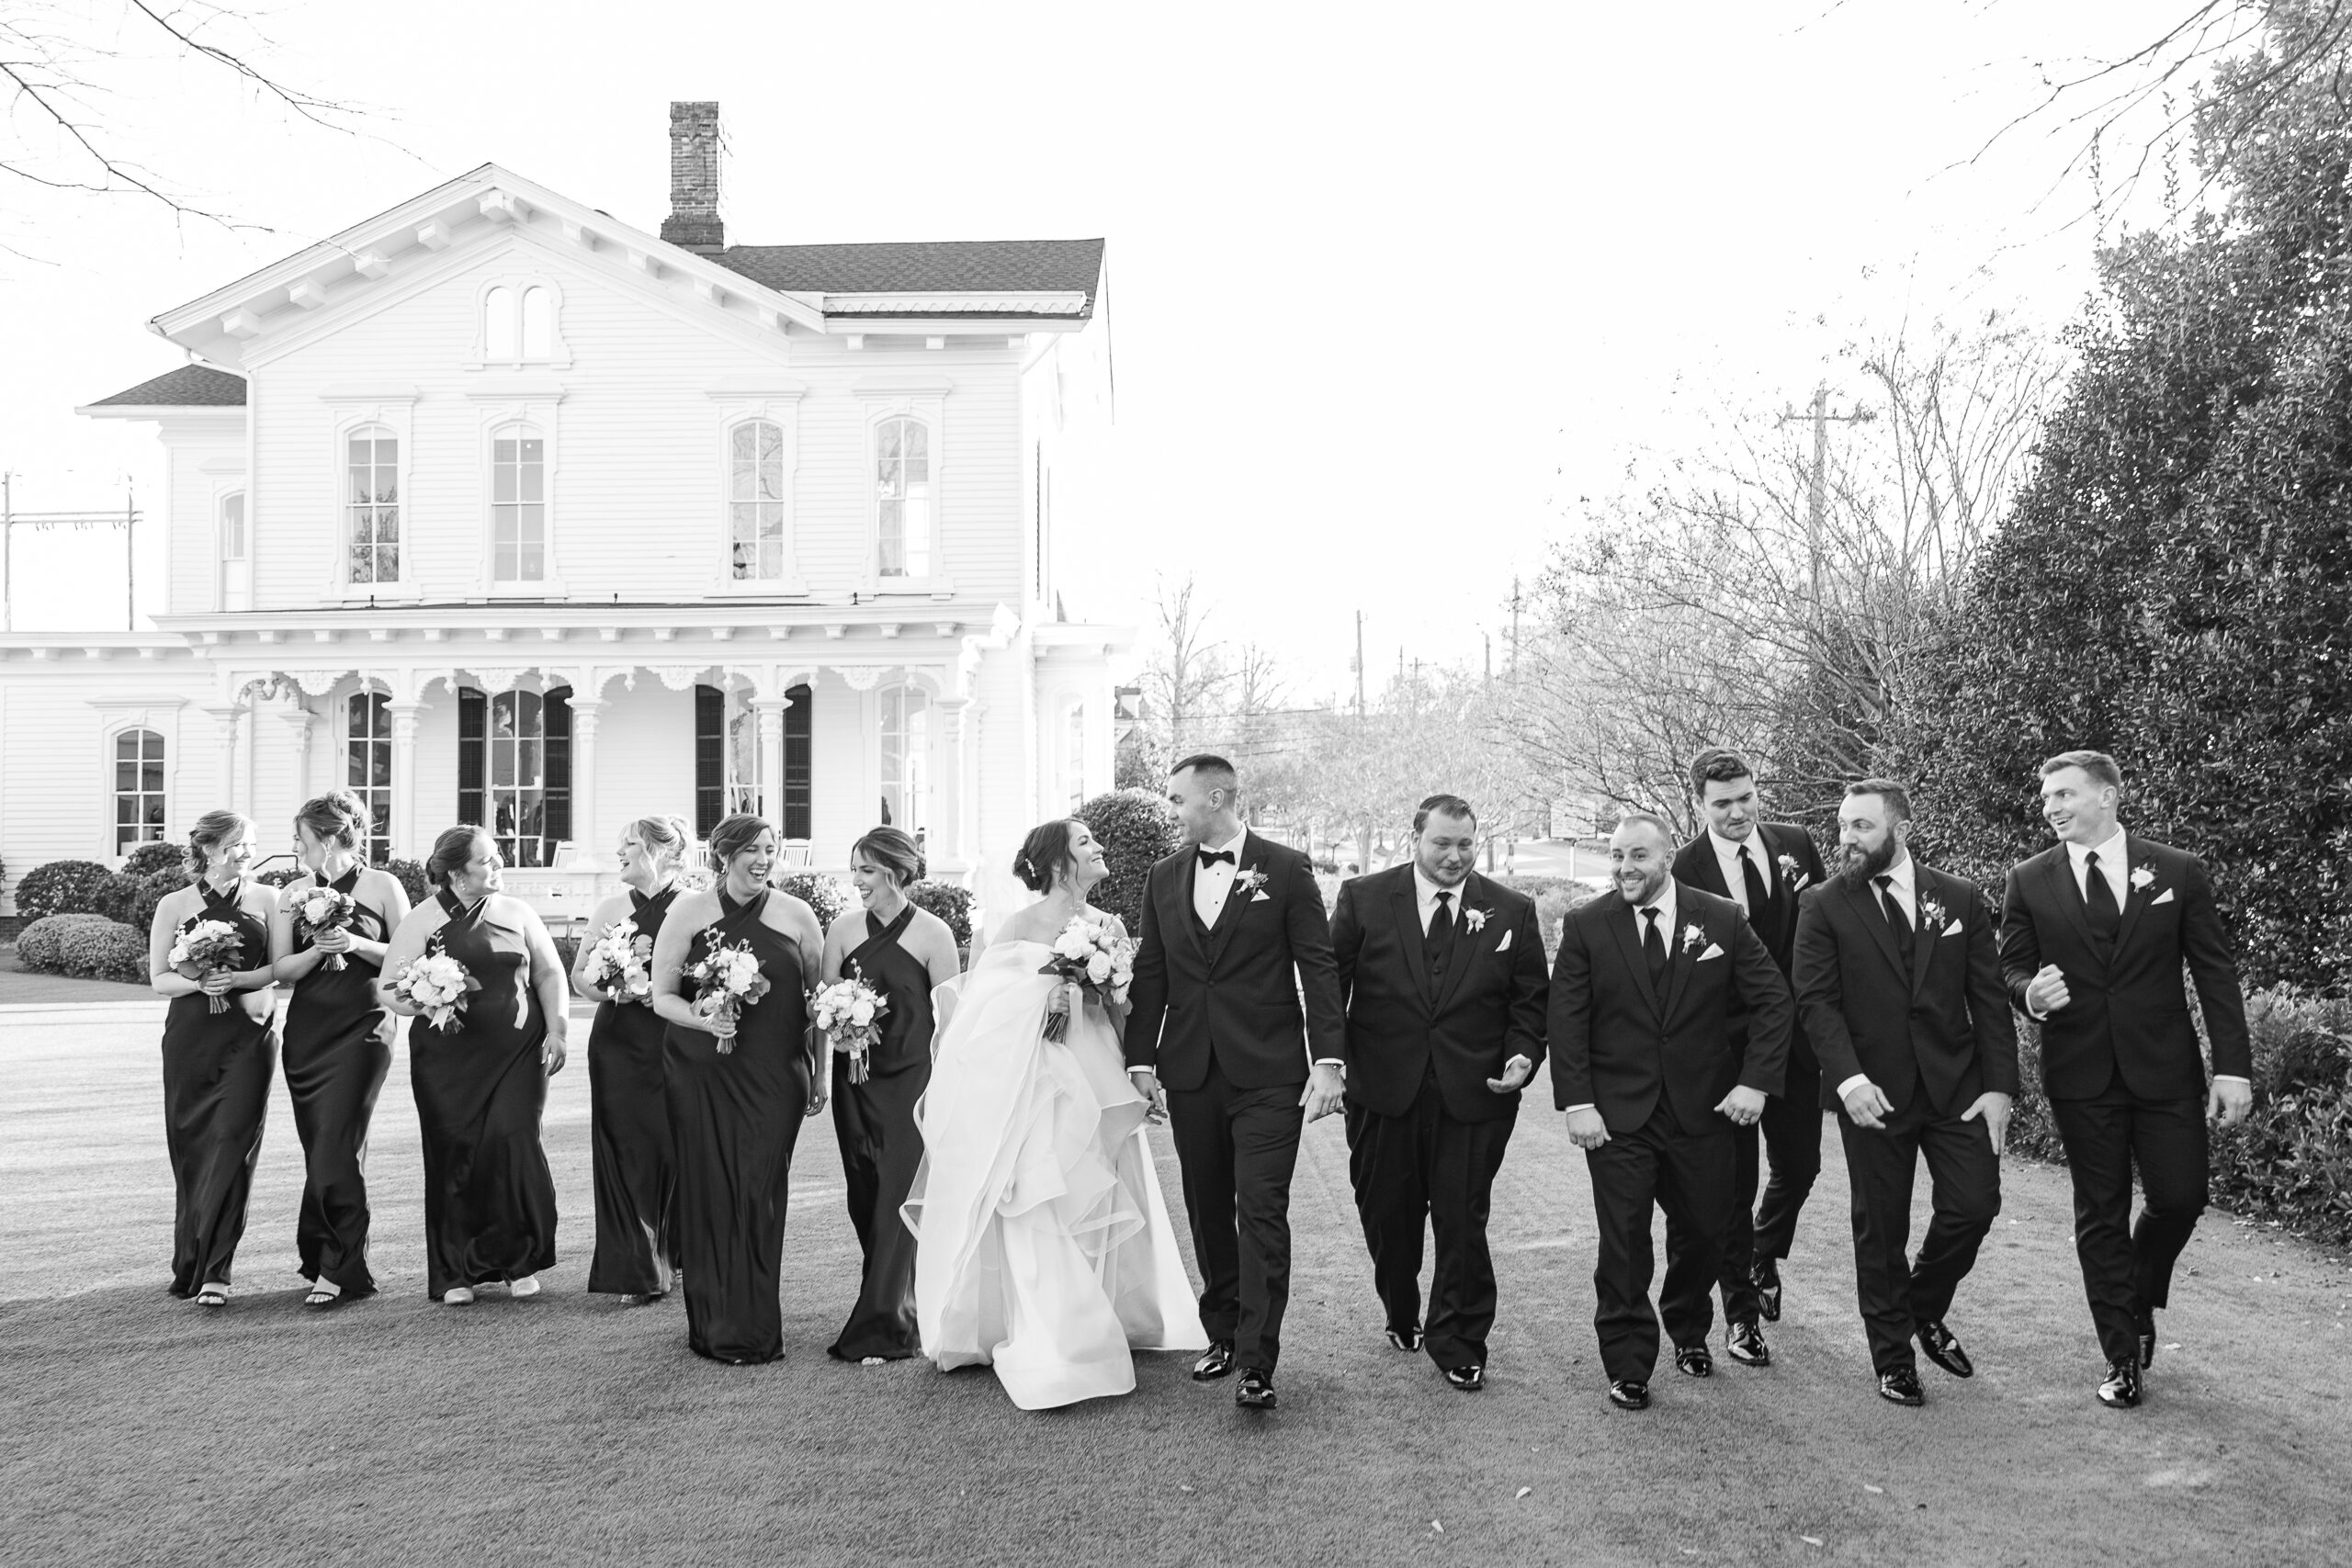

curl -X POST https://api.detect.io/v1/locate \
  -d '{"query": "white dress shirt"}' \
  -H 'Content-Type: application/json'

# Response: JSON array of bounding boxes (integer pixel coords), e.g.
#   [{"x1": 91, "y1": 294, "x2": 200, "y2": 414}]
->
[
  {"x1": 2065, "y1": 826, "x2": 2131, "y2": 910},
  {"x1": 1709, "y1": 828, "x2": 1774, "y2": 917},
  {"x1": 1566, "y1": 881, "x2": 1679, "y2": 1115},
  {"x1": 1193, "y1": 826, "x2": 1248, "y2": 928},
  {"x1": 1412, "y1": 865, "x2": 1470, "y2": 934}
]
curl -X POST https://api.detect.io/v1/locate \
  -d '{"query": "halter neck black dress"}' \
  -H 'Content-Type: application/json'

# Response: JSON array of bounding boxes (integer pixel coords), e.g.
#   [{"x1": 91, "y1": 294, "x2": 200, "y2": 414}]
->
[
  {"x1": 283, "y1": 863, "x2": 392, "y2": 1296},
  {"x1": 666, "y1": 887, "x2": 811, "y2": 1363},
  {"x1": 828, "y1": 901, "x2": 935, "y2": 1359},
  {"x1": 408, "y1": 887, "x2": 559, "y2": 1299},
  {"x1": 588, "y1": 882, "x2": 682, "y2": 1297},
  {"x1": 159, "y1": 879, "x2": 277, "y2": 1296}
]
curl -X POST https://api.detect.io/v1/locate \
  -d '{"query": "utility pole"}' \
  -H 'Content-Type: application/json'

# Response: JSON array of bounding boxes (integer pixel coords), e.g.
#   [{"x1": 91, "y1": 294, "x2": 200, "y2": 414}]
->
[
  {"x1": 1777, "y1": 384, "x2": 1873, "y2": 634},
  {"x1": 1354, "y1": 609, "x2": 1366, "y2": 717},
  {"x1": 1, "y1": 479, "x2": 142, "y2": 634}
]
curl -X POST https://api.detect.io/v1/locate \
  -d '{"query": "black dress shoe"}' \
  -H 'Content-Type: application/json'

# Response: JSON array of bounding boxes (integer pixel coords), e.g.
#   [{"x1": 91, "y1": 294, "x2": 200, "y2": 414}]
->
[
  {"x1": 1877, "y1": 1367, "x2": 1925, "y2": 1406},
  {"x1": 1725, "y1": 1319, "x2": 1770, "y2": 1367},
  {"x1": 1608, "y1": 1379, "x2": 1650, "y2": 1410},
  {"x1": 1235, "y1": 1368, "x2": 1277, "y2": 1409},
  {"x1": 1385, "y1": 1325, "x2": 1424, "y2": 1353},
  {"x1": 1193, "y1": 1340, "x2": 1236, "y2": 1382},
  {"x1": 2133, "y1": 1309, "x2": 2157, "y2": 1370},
  {"x1": 1917, "y1": 1319, "x2": 1973, "y2": 1379},
  {"x1": 1444, "y1": 1364, "x2": 1485, "y2": 1392},
  {"x1": 1673, "y1": 1343, "x2": 1713, "y2": 1378},
  {"x1": 2098, "y1": 1360, "x2": 2143, "y2": 1409},
  {"x1": 1752, "y1": 1256, "x2": 1783, "y2": 1323}
]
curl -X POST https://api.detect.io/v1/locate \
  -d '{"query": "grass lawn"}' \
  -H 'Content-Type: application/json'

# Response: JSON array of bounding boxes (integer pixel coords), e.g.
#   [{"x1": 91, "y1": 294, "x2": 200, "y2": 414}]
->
[{"x1": 3, "y1": 981, "x2": 2348, "y2": 1565}]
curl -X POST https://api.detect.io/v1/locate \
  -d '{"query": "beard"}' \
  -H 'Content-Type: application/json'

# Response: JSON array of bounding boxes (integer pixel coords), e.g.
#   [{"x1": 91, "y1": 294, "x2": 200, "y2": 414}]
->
[{"x1": 1838, "y1": 835, "x2": 1899, "y2": 889}]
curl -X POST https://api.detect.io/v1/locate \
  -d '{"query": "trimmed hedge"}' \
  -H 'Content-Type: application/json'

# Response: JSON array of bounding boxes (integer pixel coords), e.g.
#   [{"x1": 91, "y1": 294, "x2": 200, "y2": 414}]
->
[
  {"x1": 1492, "y1": 873, "x2": 1608, "y2": 958},
  {"x1": 120, "y1": 840, "x2": 187, "y2": 878},
  {"x1": 97, "y1": 867, "x2": 192, "y2": 934},
  {"x1": 382, "y1": 858, "x2": 430, "y2": 906},
  {"x1": 1076, "y1": 789, "x2": 1183, "y2": 931},
  {"x1": 776, "y1": 871, "x2": 852, "y2": 930},
  {"x1": 14, "y1": 860, "x2": 115, "y2": 923},
  {"x1": 17, "y1": 914, "x2": 150, "y2": 983},
  {"x1": 906, "y1": 880, "x2": 975, "y2": 949},
  {"x1": 256, "y1": 865, "x2": 308, "y2": 888}
]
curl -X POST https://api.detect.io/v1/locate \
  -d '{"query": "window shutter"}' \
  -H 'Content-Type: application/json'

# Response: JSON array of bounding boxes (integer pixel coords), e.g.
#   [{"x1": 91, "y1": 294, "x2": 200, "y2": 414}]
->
[
  {"x1": 695, "y1": 683, "x2": 725, "y2": 835},
  {"x1": 458, "y1": 688, "x2": 486, "y2": 826},
  {"x1": 783, "y1": 683, "x2": 812, "y2": 840},
  {"x1": 543, "y1": 686, "x2": 572, "y2": 843}
]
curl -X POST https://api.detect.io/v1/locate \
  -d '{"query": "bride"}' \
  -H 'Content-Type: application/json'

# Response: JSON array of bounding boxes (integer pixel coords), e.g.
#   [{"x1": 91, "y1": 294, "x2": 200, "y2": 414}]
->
[{"x1": 904, "y1": 818, "x2": 1206, "y2": 1408}]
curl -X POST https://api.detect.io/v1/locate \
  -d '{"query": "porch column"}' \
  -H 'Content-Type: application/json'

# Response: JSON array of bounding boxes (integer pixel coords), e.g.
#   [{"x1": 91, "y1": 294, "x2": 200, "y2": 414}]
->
[
  {"x1": 933, "y1": 694, "x2": 972, "y2": 877},
  {"x1": 387, "y1": 699, "x2": 424, "y2": 860},
  {"x1": 198, "y1": 702, "x2": 244, "y2": 813},
  {"x1": 566, "y1": 697, "x2": 604, "y2": 868},
  {"x1": 278, "y1": 705, "x2": 318, "y2": 804},
  {"x1": 751, "y1": 695, "x2": 791, "y2": 834}
]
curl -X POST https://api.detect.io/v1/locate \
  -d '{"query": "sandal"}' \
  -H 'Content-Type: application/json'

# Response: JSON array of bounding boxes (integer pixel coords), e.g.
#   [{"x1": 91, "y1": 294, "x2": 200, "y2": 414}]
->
[
  {"x1": 195, "y1": 1284, "x2": 229, "y2": 1308},
  {"x1": 303, "y1": 1287, "x2": 344, "y2": 1309}
]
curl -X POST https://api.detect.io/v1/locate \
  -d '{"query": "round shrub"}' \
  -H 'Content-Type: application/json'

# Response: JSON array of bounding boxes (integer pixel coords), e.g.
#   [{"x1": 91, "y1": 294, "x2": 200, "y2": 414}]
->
[
  {"x1": 57, "y1": 919, "x2": 152, "y2": 983},
  {"x1": 775, "y1": 871, "x2": 852, "y2": 929},
  {"x1": 14, "y1": 860, "x2": 116, "y2": 923},
  {"x1": 96, "y1": 867, "x2": 191, "y2": 934},
  {"x1": 17, "y1": 913, "x2": 118, "y2": 973},
  {"x1": 905, "y1": 880, "x2": 975, "y2": 949},
  {"x1": 1075, "y1": 789, "x2": 1183, "y2": 930},
  {"x1": 120, "y1": 840, "x2": 186, "y2": 878},
  {"x1": 255, "y1": 865, "x2": 308, "y2": 888},
  {"x1": 380, "y1": 858, "x2": 430, "y2": 906}
]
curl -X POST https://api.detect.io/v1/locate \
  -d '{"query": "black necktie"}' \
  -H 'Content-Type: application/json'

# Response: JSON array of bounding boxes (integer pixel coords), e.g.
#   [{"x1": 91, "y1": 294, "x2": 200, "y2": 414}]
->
[
  {"x1": 1642, "y1": 906, "x2": 1667, "y2": 986},
  {"x1": 1739, "y1": 845, "x2": 1775, "y2": 943},
  {"x1": 1197, "y1": 849, "x2": 1235, "y2": 870},
  {"x1": 1874, "y1": 874, "x2": 1916, "y2": 967},
  {"x1": 2083, "y1": 851, "x2": 2120, "y2": 942},
  {"x1": 1425, "y1": 889, "x2": 1454, "y2": 983}
]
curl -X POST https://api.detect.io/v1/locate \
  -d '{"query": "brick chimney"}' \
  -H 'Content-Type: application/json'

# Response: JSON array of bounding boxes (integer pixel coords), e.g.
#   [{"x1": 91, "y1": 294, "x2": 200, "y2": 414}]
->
[{"x1": 661, "y1": 101, "x2": 727, "y2": 253}]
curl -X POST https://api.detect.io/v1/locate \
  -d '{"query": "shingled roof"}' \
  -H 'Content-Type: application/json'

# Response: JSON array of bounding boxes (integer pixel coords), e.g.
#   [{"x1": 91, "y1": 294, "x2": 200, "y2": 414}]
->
[
  {"x1": 88, "y1": 365, "x2": 248, "y2": 407},
  {"x1": 712, "y1": 239, "x2": 1104, "y2": 313}
]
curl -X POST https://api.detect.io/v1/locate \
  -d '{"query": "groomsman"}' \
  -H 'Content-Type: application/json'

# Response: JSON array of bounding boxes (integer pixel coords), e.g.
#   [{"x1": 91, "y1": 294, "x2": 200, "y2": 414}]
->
[
  {"x1": 1792, "y1": 779, "x2": 2017, "y2": 1406},
  {"x1": 1329, "y1": 795, "x2": 1549, "y2": 1393},
  {"x1": 1552, "y1": 812, "x2": 1792, "y2": 1410},
  {"x1": 1999, "y1": 750, "x2": 2251, "y2": 1409},
  {"x1": 1667, "y1": 749, "x2": 1828, "y2": 1357}
]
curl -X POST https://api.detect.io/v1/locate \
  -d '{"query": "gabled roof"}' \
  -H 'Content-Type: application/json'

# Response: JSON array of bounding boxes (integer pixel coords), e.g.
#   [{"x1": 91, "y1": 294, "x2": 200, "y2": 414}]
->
[
  {"x1": 714, "y1": 240, "x2": 1103, "y2": 314},
  {"x1": 86, "y1": 365, "x2": 248, "y2": 407}
]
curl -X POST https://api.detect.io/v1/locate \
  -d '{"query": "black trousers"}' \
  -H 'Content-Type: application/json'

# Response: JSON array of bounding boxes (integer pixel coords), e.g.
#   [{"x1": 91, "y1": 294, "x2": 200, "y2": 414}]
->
[
  {"x1": 1838, "y1": 1100, "x2": 2002, "y2": 1374},
  {"x1": 2049, "y1": 1086, "x2": 2209, "y2": 1366},
  {"x1": 1584, "y1": 1100, "x2": 1739, "y2": 1383},
  {"x1": 1666, "y1": 1050, "x2": 1823, "y2": 1318},
  {"x1": 1343, "y1": 1076, "x2": 1517, "y2": 1368},
  {"x1": 1168, "y1": 1058, "x2": 1304, "y2": 1371}
]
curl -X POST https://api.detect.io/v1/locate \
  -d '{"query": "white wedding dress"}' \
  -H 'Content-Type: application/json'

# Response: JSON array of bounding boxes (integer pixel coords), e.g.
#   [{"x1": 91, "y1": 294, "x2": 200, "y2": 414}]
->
[{"x1": 903, "y1": 936, "x2": 1207, "y2": 1409}]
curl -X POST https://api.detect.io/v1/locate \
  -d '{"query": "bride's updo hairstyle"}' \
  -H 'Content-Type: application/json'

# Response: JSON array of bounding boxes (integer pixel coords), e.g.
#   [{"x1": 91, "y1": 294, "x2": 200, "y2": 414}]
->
[
  {"x1": 705, "y1": 812, "x2": 773, "y2": 876},
  {"x1": 426, "y1": 825, "x2": 490, "y2": 889},
  {"x1": 851, "y1": 826, "x2": 924, "y2": 889},
  {"x1": 294, "y1": 789, "x2": 368, "y2": 853},
  {"x1": 186, "y1": 809, "x2": 255, "y2": 878},
  {"x1": 629, "y1": 813, "x2": 693, "y2": 871},
  {"x1": 1012, "y1": 819, "x2": 1082, "y2": 895}
]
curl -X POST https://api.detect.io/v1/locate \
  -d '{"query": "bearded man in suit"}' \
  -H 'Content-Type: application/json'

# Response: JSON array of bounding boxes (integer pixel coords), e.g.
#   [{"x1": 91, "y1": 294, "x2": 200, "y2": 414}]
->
[
  {"x1": 1551, "y1": 811, "x2": 1792, "y2": 1410},
  {"x1": 1329, "y1": 794, "x2": 1548, "y2": 1393},
  {"x1": 1792, "y1": 779, "x2": 2018, "y2": 1406},
  {"x1": 1999, "y1": 750, "x2": 2251, "y2": 1410}
]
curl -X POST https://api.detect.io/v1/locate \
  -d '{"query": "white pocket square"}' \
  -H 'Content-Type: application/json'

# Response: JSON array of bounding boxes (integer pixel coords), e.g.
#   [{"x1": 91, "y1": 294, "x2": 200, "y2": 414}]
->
[
  {"x1": 1942, "y1": 920, "x2": 1963, "y2": 937},
  {"x1": 1250, "y1": 890, "x2": 1271, "y2": 902},
  {"x1": 1696, "y1": 942, "x2": 1724, "y2": 961},
  {"x1": 2152, "y1": 888, "x2": 2175, "y2": 906},
  {"x1": 1496, "y1": 931, "x2": 1513, "y2": 953}
]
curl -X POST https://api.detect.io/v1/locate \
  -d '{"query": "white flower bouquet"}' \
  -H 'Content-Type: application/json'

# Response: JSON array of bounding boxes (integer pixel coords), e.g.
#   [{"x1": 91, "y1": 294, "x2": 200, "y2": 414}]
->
[
  {"x1": 584, "y1": 918, "x2": 655, "y2": 1004},
  {"x1": 170, "y1": 919, "x2": 245, "y2": 1013},
  {"x1": 392, "y1": 949, "x2": 481, "y2": 1032},
  {"x1": 811, "y1": 974, "x2": 888, "y2": 1083},
  {"x1": 687, "y1": 936, "x2": 770, "y2": 1052},
  {"x1": 292, "y1": 886, "x2": 359, "y2": 971},
  {"x1": 1036, "y1": 915, "x2": 1136, "y2": 1043}
]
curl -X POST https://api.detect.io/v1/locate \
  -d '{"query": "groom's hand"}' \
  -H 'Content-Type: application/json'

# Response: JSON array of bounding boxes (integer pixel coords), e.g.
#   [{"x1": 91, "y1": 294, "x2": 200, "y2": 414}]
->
[
  {"x1": 1485, "y1": 1055, "x2": 1533, "y2": 1094},
  {"x1": 1301, "y1": 1063, "x2": 1346, "y2": 1122},
  {"x1": 1128, "y1": 1067, "x2": 1168, "y2": 1123}
]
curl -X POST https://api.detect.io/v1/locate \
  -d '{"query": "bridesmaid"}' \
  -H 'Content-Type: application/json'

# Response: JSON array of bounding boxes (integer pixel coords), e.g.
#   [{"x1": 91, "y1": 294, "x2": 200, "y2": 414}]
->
[
  {"x1": 379, "y1": 825, "x2": 569, "y2": 1304},
  {"x1": 571, "y1": 812, "x2": 693, "y2": 1305},
  {"x1": 650, "y1": 812, "x2": 826, "y2": 1364},
  {"x1": 269, "y1": 790, "x2": 410, "y2": 1309},
  {"x1": 146, "y1": 810, "x2": 280, "y2": 1308},
  {"x1": 820, "y1": 826, "x2": 959, "y2": 1362}
]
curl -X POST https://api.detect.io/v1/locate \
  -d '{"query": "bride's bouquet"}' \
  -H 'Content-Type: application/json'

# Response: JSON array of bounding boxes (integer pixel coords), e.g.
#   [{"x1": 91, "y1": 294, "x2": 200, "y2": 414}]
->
[
  {"x1": 391, "y1": 947, "x2": 481, "y2": 1032},
  {"x1": 687, "y1": 936, "x2": 770, "y2": 1052},
  {"x1": 169, "y1": 919, "x2": 245, "y2": 1014},
  {"x1": 583, "y1": 918, "x2": 654, "y2": 1004},
  {"x1": 811, "y1": 975, "x2": 888, "y2": 1083},
  {"x1": 1037, "y1": 916, "x2": 1136, "y2": 1043},
  {"x1": 290, "y1": 886, "x2": 359, "y2": 971}
]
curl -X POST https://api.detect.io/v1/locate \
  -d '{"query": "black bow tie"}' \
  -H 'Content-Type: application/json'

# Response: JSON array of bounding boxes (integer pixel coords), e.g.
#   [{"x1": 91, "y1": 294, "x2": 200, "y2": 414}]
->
[{"x1": 1197, "y1": 849, "x2": 1236, "y2": 869}]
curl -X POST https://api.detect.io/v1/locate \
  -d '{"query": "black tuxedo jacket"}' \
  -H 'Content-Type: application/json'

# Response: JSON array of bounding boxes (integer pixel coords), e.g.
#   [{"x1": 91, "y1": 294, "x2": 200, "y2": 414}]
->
[
  {"x1": 1125, "y1": 829, "x2": 1346, "y2": 1092},
  {"x1": 1791, "y1": 863, "x2": 2019, "y2": 1120},
  {"x1": 1997, "y1": 835, "x2": 2250, "y2": 1101},
  {"x1": 1673, "y1": 822, "x2": 1825, "y2": 1071},
  {"x1": 1547, "y1": 880, "x2": 1792, "y2": 1134},
  {"x1": 1329, "y1": 866, "x2": 1548, "y2": 1123}
]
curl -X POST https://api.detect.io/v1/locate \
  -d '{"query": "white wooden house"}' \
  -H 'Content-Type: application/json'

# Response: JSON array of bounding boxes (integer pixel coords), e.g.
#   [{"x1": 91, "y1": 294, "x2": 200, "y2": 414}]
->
[{"x1": 0, "y1": 102, "x2": 1130, "y2": 928}]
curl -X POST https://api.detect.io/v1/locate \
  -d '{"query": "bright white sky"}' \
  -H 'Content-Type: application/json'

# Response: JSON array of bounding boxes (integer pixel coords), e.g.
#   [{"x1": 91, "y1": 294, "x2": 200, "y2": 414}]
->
[{"x1": 1, "y1": 0, "x2": 2195, "y2": 695}]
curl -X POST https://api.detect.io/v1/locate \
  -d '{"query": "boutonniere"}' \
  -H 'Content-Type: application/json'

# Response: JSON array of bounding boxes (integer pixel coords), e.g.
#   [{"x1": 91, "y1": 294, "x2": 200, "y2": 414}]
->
[
  {"x1": 1463, "y1": 907, "x2": 1488, "y2": 933},
  {"x1": 2130, "y1": 861, "x2": 2157, "y2": 894},
  {"x1": 1680, "y1": 922, "x2": 1705, "y2": 953},
  {"x1": 1918, "y1": 897, "x2": 1950, "y2": 933},
  {"x1": 1777, "y1": 852, "x2": 1809, "y2": 893},
  {"x1": 1236, "y1": 866, "x2": 1271, "y2": 899}
]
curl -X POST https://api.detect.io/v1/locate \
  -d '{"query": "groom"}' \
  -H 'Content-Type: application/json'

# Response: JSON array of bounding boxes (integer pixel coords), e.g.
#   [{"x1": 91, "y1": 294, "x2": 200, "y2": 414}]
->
[{"x1": 1126, "y1": 753, "x2": 1347, "y2": 1410}]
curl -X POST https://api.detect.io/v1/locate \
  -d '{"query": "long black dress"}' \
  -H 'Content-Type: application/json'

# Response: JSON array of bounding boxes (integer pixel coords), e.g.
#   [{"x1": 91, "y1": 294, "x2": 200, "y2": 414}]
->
[
  {"x1": 283, "y1": 864, "x2": 392, "y2": 1296},
  {"x1": 828, "y1": 902, "x2": 935, "y2": 1359},
  {"x1": 667, "y1": 888, "x2": 811, "y2": 1364},
  {"x1": 588, "y1": 883, "x2": 681, "y2": 1297},
  {"x1": 409, "y1": 888, "x2": 559, "y2": 1299},
  {"x1": 161, "y1": 881, "x2": 277, "y2": 1296}
]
